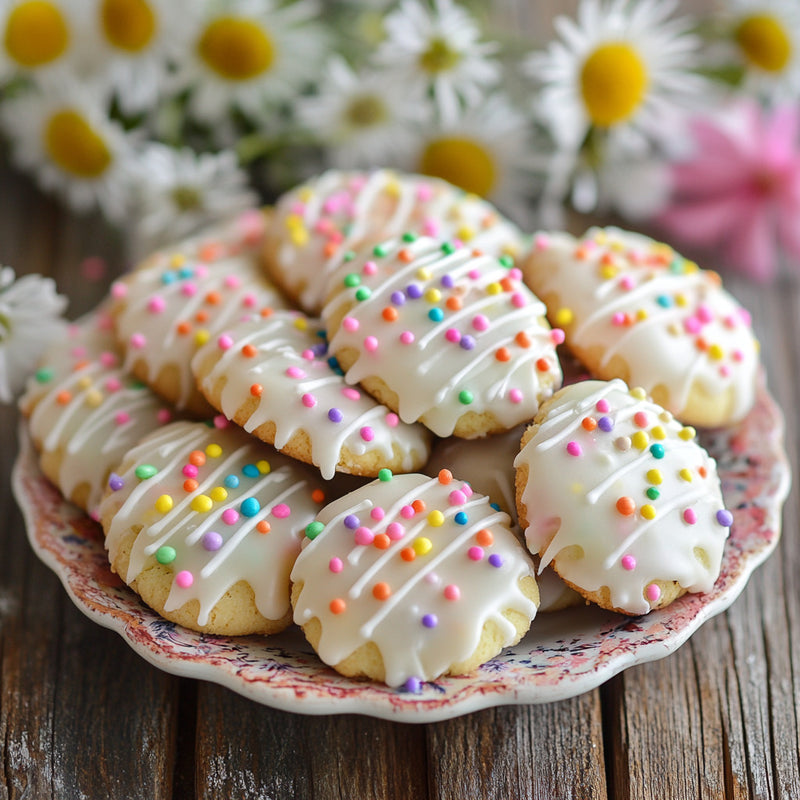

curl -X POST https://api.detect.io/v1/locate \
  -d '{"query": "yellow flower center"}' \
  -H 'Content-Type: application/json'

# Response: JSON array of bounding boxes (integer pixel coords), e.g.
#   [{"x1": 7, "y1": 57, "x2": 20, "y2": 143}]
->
[
  {"x1": 101, "y1": 0, "x2": 156, "y2": 53},
  {"x1": 419, "y1": 136, "x2": 496, "y2": 198},
  {"x1": 735, "y1": 13, "x2": 792, "y2": 73},
  {"x1": 345, "y1": 95, "x2": 388, "y2": 128},
  {"x1": 44, "y1": 110, "x2": 112, "y2": 178},
  {"x1": 419, "y1": 37, "x2": 461, "y2": 74},
  {"x1": 171, "y1": 186, "x2": 203, "y2": 211},
  {"x1": 3, "y1": 0, "x2": 68, "y2": 67},
  {"x1": 580, "y1": 42, "x2": 649, "y2": 127},
  {"x1": 197, "y1": 16, "x2": 275, "y2": 81}
]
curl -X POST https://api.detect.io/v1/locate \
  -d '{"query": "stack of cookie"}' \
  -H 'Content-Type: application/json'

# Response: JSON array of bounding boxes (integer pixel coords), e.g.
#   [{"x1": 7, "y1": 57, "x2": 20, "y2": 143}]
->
[{"x1": 19, "y1": 169, "x2": 760, "y2": 690}]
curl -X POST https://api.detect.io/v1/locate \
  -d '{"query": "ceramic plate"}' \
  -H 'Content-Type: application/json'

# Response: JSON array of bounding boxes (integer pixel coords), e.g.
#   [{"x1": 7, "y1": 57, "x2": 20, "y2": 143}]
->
[{"x1": 13, "y1": 375, "x2": 790, "y2": 722}]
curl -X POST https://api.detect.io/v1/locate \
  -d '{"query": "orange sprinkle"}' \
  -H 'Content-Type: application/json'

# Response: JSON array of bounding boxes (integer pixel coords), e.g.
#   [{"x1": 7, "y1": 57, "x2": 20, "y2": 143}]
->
[
  {"x1": 446, "y1": 296, "x2": 462, "y2": 311},
  {"x1": 311, "y1": 488, "x2": 325, "y2": 503},
  {"x1": 471, "y1": 248, "x2": 484, "y2": 258},
  {"x1": 616, "y1": 496, "x2": 636, "y2": 516},
  {"x1": 56, "y1": 390, "x2": 72, "y2": 405},
  {"x1": 438, "y1": 469, "x2": 453, "y2": 485},
  {"x1": 73, "y1": 359, "x2": 90, "y2": 371},
  {"x1": 495, "y1": 347, "x2": 511, "y2": 362},
  {"x1": 696, "y1": 337, "x2": 708, "y2": 351},
  {"x1": 372, "y1": 582, "x2": 391, "y2": 601},
  {"x1": 401, "y1": 547, "x2": 416, "y2": 562},
  {"x1": 189, "y1": 450, "x2": 206, "y2": 467},
  {"x1": 241, "y1": 344, "x2": 257, "y2": 358},
  {"x1": 476, "y1": 529, "x2": 494, "y2": 547},
  {"x1": 499, "y1": 277, "x2": 514, "y2": 292},
  {"x1": 515, "y1": 332, "x2": 531, "y2": 348},
  {"x1": 412, "y1": 499, "x2": 426, "y2": 514},
  {"x1": 195, "y1": 310, "x2": 209, "y2": 323},
  {"x1": 582, "y1": 417, "x2": 597, "y2": 431},
  {"x1": 398, "y1": 248, "x2": 414, "y2": 263},
  {"x1": 536, "y1": 358, "x2": 549, "y2": 371},
  {"x1": 382, "y1": 307, "x2": 398, "y2": 322},
  {"x1": 329, "y1": 598, "x2": 346, "y2": 615},
  {"x1": 373, "y1": 533, "x2": 391, "y2": 550},
  {"x1": 198, "y1": 243, "x2": 222, "y2": 262},
  {"x1": 256, "y1": 520, "x2": 271, "y2": 534},
  {"x1": 250, "y1": 383, "x2": 263, "y2": 397},
  {"x1": 260, "y1": 307, "x2": 274, "y2": 318},
  {"x1": 323, "y1": 241, "x2": 339, "y2": 258},
  {"x1": 183, "y1": 478, "x2": 198, "y2": 493},
  {"x1": 698, "y1": 466, "x2": 707, "y2": 478},
  {"x1": 176, "y1": 321, "x2": 192, "y2": 336},
  {"x1": 206, "y1": 291, "x2": 221, "y2": 305}
]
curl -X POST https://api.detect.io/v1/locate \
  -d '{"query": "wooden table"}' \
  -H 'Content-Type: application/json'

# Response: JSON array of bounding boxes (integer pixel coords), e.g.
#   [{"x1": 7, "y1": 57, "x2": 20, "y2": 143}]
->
[{"x1": 1, "y1": 152, "x2": 799, "y2": 799}]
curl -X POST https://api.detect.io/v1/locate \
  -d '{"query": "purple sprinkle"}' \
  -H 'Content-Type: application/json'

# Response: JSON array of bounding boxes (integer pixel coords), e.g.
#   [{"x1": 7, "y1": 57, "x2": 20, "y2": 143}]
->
[
  {"x1": 202, "y1": 531, "x2": 223, "y2": 551},
  {"x1": 422, "y1": 613, "x2": 438, "y2": 628},
  {"x1": 440, "y1": 274, "x2": 455, "y2": 289},
  {"x1": 716, "y1": 509, "x2": 734, "y2": 527},
  {"x1": 390, "y1": 290, "x2": 406, "y2": 305},
  {"x1": 406, "y1": 283, "x2": 423, "y2": 299},
  {"x1": 404, "y1": 676, "x2": 422, "y2": 693},
  {"x1": 108, "y1": 473, "x2": 124, "y2": 491},
  {"x1": 312, "y1": 343, "x2": 328, "y2": 357},
  {"x1": 328, "y1": 407, "x2": 344, "y2": 423},
  {"x1": 344, "y1": 514, "x2": 360, "y2": 529},
  {"x1": 488, "y1": 554, "x2": 504, "y2": 568},
  {"x1": 598, "y1": 416, "x2": 614, "y2": 432},
  {"x1": 460, "y1": 335, "x2": 476, "y2": 350}
]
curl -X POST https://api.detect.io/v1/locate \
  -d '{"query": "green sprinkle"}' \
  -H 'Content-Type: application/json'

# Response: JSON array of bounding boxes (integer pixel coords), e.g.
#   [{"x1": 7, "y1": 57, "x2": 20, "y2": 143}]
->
[
  {"x1": 498, "y1": 255, "x2": 514, "y2": 269},
  {"x1": 135, "y1": 464, "x2": 158, "y2": 480},
  {"x1": 355, "y1": 287, "x2": 371, "y2": 302},
  {"x1": 402, "y1": 231, "x2": 417, "y2": 242},
  {"x1": 441, "y1": 241, "x2": 456, "y2": 254},
  {"x1": 378, "y1": 468, "x2": 393, "y2": 482},
  {"x1": 343, "y1": 250, "x2": 356, "y2": 262},
  {"x1": 343, "y1": 273, "x2": 360, "y2": 288},
  {"x1": 458, "y1": 390, "x2": 474, "y2": 405},
  {"x1": 646, "y1": 487, "x2": 660, "y2": 501},
  {"x1": 669, "y1": 258, "x2": 685, "y2": 274},
  {"x1": 372, "y1": 243, "x2": 390, "y2": 257},
  {"x1": 650, "y1": 444, "x2": 665, "y2": 459},
  {"x1": 156, "y1": 546, "x2": 176, "y2": 565},
  {"x1": 305, "y1": 521, "x2": 325, "y2": 540},
  {"x1": 35, "y1": 367, "x2": 54, "y2": 384}
]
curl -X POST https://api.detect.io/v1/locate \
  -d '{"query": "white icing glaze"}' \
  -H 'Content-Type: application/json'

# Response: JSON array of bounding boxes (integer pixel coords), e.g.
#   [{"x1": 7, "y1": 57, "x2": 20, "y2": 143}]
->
[
  {"x1": 323, "y1": 235, "x2": 563, "y2": 437},
  {"x1": 191, "y1": 310, "x2": 431, "y2": 480},
  {"x1": 111, "y1": 252, "x2": 287, "y2": 410},
  {"x1": 101, "y1": 420, "x2": 325, "y2": 627},
  {"x1": 268, "y1": 169, "x2": 528, "y2": 313},
  {"x1": 523, "y1": 227, "x2": 760, "y2": 425},
  {"x1": 291, "y1": 472, "x2": 538, "y2": 687},
  {"x1": 514, "y1": 379, "x2": 732, "y2": 615}
]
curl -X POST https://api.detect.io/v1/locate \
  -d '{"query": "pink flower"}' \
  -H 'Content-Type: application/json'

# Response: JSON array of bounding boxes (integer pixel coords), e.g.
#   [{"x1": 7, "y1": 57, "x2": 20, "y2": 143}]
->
[{"x1": 657, "y1": 101, "x2": 800, "y2": 282}]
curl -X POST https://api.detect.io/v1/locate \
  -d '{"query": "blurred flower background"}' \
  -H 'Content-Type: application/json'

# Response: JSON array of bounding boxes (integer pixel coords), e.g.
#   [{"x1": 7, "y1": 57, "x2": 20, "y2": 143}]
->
[{"x1": 0, "y1": 0, "x2": 799, "y2": 282}]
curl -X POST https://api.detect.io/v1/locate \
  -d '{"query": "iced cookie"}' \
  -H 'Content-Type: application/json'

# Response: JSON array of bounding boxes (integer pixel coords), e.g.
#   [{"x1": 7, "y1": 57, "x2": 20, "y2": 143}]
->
[
  {"x1": 425, "y1": 428, "x2": 581, "y2": 612},
  {"x1": 291, "y1": 471, "x2": 539, "y2": 688},
  {"x1": 521, "y1": 227, "x2": 760, "y2": 427},
  {"x1": 20, "y1": 308, "x2": 175, "y2": 517},
  {"x1": 192, "y1": 310, "x2": 431, "y2": 480},
  {"x1": 323, "y1": 235, "x2": 563, "y2": 438},
  {"x1": 110, "y1": 247, "x2": 287, "y2": 416},
  {"x1": 515, "y1": 379, "x2": 734, "y2": 616},
  {"x1": 99, "y1": 420, "x2": 327, "y2": 636},
  {"x1": 263, "y1": 169, "x2": 527, "y2": 313}
]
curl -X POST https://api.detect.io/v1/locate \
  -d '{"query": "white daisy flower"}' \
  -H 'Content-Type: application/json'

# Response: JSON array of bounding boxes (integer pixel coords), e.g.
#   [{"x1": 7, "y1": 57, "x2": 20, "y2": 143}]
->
[
  {"x1": 722, "y1": 0, "x2": 800, "y2": 102},
  {"x1": 408, "y1": 94, "x2": 534, "y2": 225},
  {"x1": 0, "y1": 0, "x2": 93, "y2": 86},
  {"x1": 128, "y1": 143, "x2": 258, "y2": 251},
  {"x1": 0, "y1": 266, "x2": 67, "y2": 403},
  {"x1": 173, "y1": 0, "x2": 327, "y2": 126},
  {"x1": 374, "y1": 0, "x2": 501, "y2": 123},
  {"x1": 87, "y1": 0, "x2": 202, "y2": 115},
  {"x1": 524, "y1": 0, "x2": 704, "y2": 154},
  {"x1": 0, "y1": 83, "x2": 134, "y2": 220},
  {"x1": 297, "y1": 56, "x2": 426, "y2": 169}
]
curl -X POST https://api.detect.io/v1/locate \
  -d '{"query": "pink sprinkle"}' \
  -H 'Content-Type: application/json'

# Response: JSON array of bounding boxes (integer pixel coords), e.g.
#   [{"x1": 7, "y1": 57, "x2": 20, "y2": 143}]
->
[
  {"x1": 156, "y1": 409, "x2": 172, "y2": 424},
  {"x1": 468, "y1": 268, "x2": 480, "y2": 279},
  {"x1": 534, "y1": 234, "x2": 550, "y2": 250},
  {"x1": 645, "y1": 583, "x2": 662, "y2": 602},
  {"x1": 222, "y1": 509, "x2": 239, "y2": 525},
  {"x1": 329, "y1": 557, "x2": 343, "y2": 573},
  {"x1": 302, "y1": 393, "x2": 316, "y2": 408},
  {"x1": 724, "y1": 314, "x2": 738, "y2": 328},
  {"x1": 224, "y1": 274, "x2": 241, "y2": 289},
  {"x1": 301, "y1": 349, "x2": 315, "y2": 361},
  {"x1": 370, "y1": 507, "x2": 385, "y2": 521},
  {"x1": 400, "y1": 505, "x2": 415, "y2": 519},
  {"x1": 683, "y1": 508, "x2": 697, "y2": 525},
  {"x1": 449, "y1": 490, "x2": 467, "y2": 506},
  {"x1": 612, "y1": 312, "x2": 626, "y2": 326},
  {"x1": 468, "y1": 546, "x2": 484, "y2": 561},
  {"x1": 385, "y1": 412, "x2": 399, "y2": 427},
  {"x1": 443, "y1": 584, "x2": 460, "y2": 601},
  {"x1": 511, "y1": 293, "x2": 526, "y2": 308},
  {"x1": 354, "y1": 526, "x2": 374, "y2": 545},
  {"x1": 634, "y1": 411, "x2": 648, "y2": 428},
  {"x1": 596, "y1": 399, "x2": 610, "y2": 413},
  {"x1": 342, "y1": 316, "x2": 359, "y2": 332},
  {"x1": 289, "y1": 201, "x2": 305, "y2": 215},
  {"x1": 110, "y1": 282, "x2": 127, "y2": 299},
  {"x1": 70, "y1": 345, "x2": 88, "y2": 360},
  {"x1": 386, "y1": 522, "x2": 404, "y2": 539},
  {"x1": 472, "y1": 314, "x2": 489, "y2": 332},
  {"x1": 105, "y1": 377, "x2": 122, "y2": 392},
  {"x1": 181, "y1": 282, "x2": 197, "y2": 297},
  {"x1": 175, "y1": 571, "x2": 193, "y2": 589},
  {"x1": 416, "y1": 184, "x2": 434, "y2": 202},
  {"x1": 509, "y1": 388, "x2": 523, "y2": 404},
  {"x1": 213, "y1": 415, "x2": 228, "y2": 429},
  {"x1": 342, "y1": 387, "x2": 361, "y2": 400},
  {"x1": 360, "y1": 426, "x2": 374, "y2": 441},
  {"x1": 732, "y1": 349, "x2": 744, "y2": 362},
  {"x1": 286, "y1": 366, "x2": 305, "y2": 379},
  {"x1": 147, "y1": 296, "x2": 166, "y2": 313},
  {"x1": 620, "y1": 275, "x2": 635, "y2": 290},
  {"x1": 461, "y1": 483, "x2": 473, "y2": 498},
  {"x1": 422, "y1": 219, "x2": 439, "y2": 237},
  {"x1": 400, "y1": 331, "x2": 415, "y2": 345},
  {"x1": 720, "y1": 365, "x2": 731, "y2": 377},
  {"x1": 100, "y1": 351, "x2": 117, "y2": 368},
  {"x1": 218, "y1": 334, "x2": 234, "y2": 350},
  {"x1": 364, "y1": 336, "x2": 379, "y2": 352},
  {"x1": 684, "y1": 317, "x2": 701, "y2": 334},
  {"x1": 509, "y1": 268, "x2": 522, "y2": 281},
  {"x1": 130, "y1": 333, "x2": 146, "y2": 349},
  {"x1": 445, "y1": 328, "x2": 461, "y2": 343},
  {"x1": 114, "y1": 411, "x2": 130, "y2": 426},
  {"x1": 621, "y1": 554, "x2": 636, "y2": 571},
  {"x1": 242, "y1": 293, "x2": 257, "y2": 308},
  {"x1": 272, "y1": 503, "x2": 291, "y2": 519},
  {"x1": 363, "y1": 260, "x2": 378, "y2": 276},
  {"x1": 566, "y1": 441, "x2": 582, "y2": 457},
  {"x1": 195, "y1": 265, "x2": 209, "y2": 279},
  {"x1": 697, "y1": 304, "x2": 713, "y2": 324},
  {"x1": 183, "y1": 464, "x2": 198, "y2": 478},
  {"x1": 550, "y1": 328, "x2": 565, "y2": 345},
  {"x1": 739, "y1": 308, "x2": 752, "y2": 326}
]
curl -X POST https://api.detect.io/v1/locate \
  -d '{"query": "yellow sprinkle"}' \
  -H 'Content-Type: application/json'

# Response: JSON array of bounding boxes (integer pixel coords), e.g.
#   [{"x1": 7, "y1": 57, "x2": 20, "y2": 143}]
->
[
  {"x1": 191, "y1": 495, "x2": 213, "y2": 513},
  {"x1": 629, "y1": 387, "x2": 647, "y2": 400},
  {"x1": 194, "y1": 329, "x2": 210, "y2": 346},
  {"x1": 210, "y1": 486, "x2": 228, "y2": 502},
  {"x1": 413, "y1": 536, "x2": 433, "y2": 555},
  {"x1": 679, "y1": 426, "x2": 696, "y2": 441},
  {"x1": 285, "y1": 213, "x2": 304, "y2": 229},
  {"x1": 427, "y1": 510, "x2": 444, "y2": 527},
  {"x1": 486, "y1": 282, "x2": 502, "y2": 295},
  {"x1": 78, "y1": 376, "x2": 92, "y2": 389},
  {"x1": 684, "y1": 260, "x2": 699, "y2": 273},
  {"x1": 417, "y1": 267, "x2": 433, "y2": 281},
  {"x1": 600, "y1": 265, "x2": 618, "y2": 280},
  {"x1": 709, "y1": 344, "x2": 724, "y2": 361},
  {"x1": 85, "y1": 389, "x2": 103, "y2": 408},
  {"x1": 659, "y1": 410, "x2": 673, "y2": 423},
  {"x1": 640, "y1": 504, "x2": 656, "y2": 520},
  {"x1": 675, "y1": 294, "x2": 688, "y2": 307},
  {"x1": 425, "y1": 287, "x2": 441, "y2": 303},
  {"x1": 555, "y1": 307, "x2": 574, "y2": 326},
  {"x1": 298, "y1": 187, "x2": 313, "y2": 202},
  {"x1": 289, "y1": 228, "x2": 308, "y2": 246},
  {"x1": 169, "y1": 254, "x2": 186, "y2": 267},
  {"x1": 384, "y1": 179, "x2": 401, "y2": 198},
  {"x1": 636, "y1": 309, "x2": 648, "y2": 321},
  {"x1": 155, "y1": 494, "x2": 173, "y2": 514},
  {"x1": 595, "y1": 230, "x2": 608, "y2": 244},
  {"x1": 610, "y1": 240, "x2": 625, "y2": 252},
  {"x1": 679, "y1": 468, "x2": 693, "y2": 482},
  {"x1": 293, "y1": 317, "x2": 308, "y2": 331},
  {"x1": 651, "y1": 426, "x2": 666, "y2": 440},
  {"x1": 206, "y1": 443, "x2": 222, "y2": 458},
  {"x1": 570, "y1": 482, "x2": 584, "y2": 494},
  {"x1": 667, "y1": 323, "x2": 681, "y2": 336},
  {"x1": 256, "y1": 459, "x2": 271, "y2": 474},
  {"x1": 457, "y1": 225, "x2": 475, "y2": 242},
  {"x1": 646, "y1": 469, "x2": 662, "y2": 485},
  {"x1": 631, "y1": 431, "x2": 649, "y2": 450}
]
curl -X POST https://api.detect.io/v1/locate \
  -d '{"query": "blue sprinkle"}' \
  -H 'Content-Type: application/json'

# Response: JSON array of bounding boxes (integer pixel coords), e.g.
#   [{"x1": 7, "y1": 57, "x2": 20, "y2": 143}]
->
[
  {"x1": 241, "y1": 497, "x2": 261, "y2": 517},
  {"x1": 489, "y1": 503, "x2": 501, "y2": 512},
  {"x1": 178, "y1": 266, "x2": 194, "y2": 279},
  {"x1": 428, "y1": 308, "x2": 444, "y2": 322},
  {"x1": 656, "y1": 295, "x2": 672, "y2": 308},
  {"x1": 242, "y1": 464, "x2": 259, "y2": 478},
  {"x1": 327, "y1": 356, "x2": 343, "y2": 375},
  {"x1": 224, "y1": 474, "x2": 240, "y2": 489},
  {"x1": 161, "y1": 271, "x2": 177, "y2": 285},
  {"x1": 454, "y1": 511, "x2": 468, "y2": 525}
]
